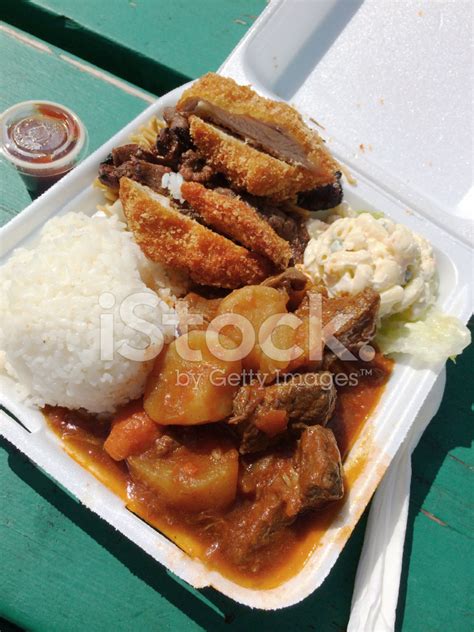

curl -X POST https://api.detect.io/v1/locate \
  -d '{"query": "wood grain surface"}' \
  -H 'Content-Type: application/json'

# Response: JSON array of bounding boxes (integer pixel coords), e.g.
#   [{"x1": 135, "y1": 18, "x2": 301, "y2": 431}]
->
[
  {"x1": 0, "y1": 22, "x2": 154, "y2": 225},
  {"x1": 2, "y1": 0, "x2": 267, "y2": 94}
]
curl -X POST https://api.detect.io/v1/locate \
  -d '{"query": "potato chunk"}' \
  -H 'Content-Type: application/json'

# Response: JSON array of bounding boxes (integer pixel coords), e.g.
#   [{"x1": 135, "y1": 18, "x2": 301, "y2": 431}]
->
[
  {"x1": 176, "y1": 292, "x2": 222, "y2": 334},
  {"x1": 216, "y1": 285, "x2": 295, "y2": 378},
  {"x1": 127, "y1": 429, "x2": 239, "y2": 512},
  {"x1": 144, "y1": 330, "x2": 242, "y2": 425}
]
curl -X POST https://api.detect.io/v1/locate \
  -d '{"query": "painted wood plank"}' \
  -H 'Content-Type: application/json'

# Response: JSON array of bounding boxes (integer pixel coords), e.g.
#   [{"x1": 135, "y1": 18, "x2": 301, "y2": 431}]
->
[
  {"x1": 0, "y1": 22, "x2": 155, "y2": 224},
  {"x1": 2, "y1": 0, "x2": 267, "y2": 95},
  {"x1": 0, "y1": 22, "x2": 156, "y2": 226}
]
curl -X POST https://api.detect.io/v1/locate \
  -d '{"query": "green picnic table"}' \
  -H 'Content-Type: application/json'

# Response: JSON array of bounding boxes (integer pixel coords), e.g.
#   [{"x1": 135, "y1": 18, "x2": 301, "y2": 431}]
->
[{"x1": 0, "y1": 3, "x2": 472, "y2": 631}]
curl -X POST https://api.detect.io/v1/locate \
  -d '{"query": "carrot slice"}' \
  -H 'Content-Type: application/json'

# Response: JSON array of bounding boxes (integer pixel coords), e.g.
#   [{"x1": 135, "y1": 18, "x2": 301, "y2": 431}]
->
[
  {"x1": 104, "y1": 400, "x2": 161, "y2": 461},
  {"x1": 254, "y1": 409, "x2": 288, "y2": 437}
]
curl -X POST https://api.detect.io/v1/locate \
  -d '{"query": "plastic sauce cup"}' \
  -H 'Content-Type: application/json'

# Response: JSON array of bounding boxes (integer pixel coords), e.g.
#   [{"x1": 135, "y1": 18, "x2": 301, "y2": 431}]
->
[{"x1": 0, "y1": 100, "x2": 88, "y2": 197}]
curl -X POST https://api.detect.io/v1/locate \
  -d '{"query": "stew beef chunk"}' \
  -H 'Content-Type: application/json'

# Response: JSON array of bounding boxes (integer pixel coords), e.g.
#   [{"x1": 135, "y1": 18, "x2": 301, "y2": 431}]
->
[
  {"x1": 230, "y1": 373, "x2": 337, "y2": 454},
  {"x1": 224, "y1": 425, "x2": 343, "y2": 568},
  {"x1": 322, "y1": 287, "x2": 380, "y2": 353}
]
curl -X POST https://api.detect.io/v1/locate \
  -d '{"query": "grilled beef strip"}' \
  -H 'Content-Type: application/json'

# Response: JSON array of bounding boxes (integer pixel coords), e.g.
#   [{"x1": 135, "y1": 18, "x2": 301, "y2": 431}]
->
[
  {"x1": 254, "y1": 200, "x2": 310, "y2": 263},
  {"x1": 154, "y1": 107, "x2": 193, "y2": 169},
  {"x1": 102, "y1": 159, "x2": 172, "y2": 193},
  {"x1": 154, "y1": 128, "x2": 184, "y2": 169},
  {"x1": 98, "y1": 145, "x2": 172, "y2": 191},
  {"x1": 297, "y1": 171, "x2": 343, "y2": 211},
  {"x1": 111, "y1": 143, "x2": 159, "y2": 166},
  {"x1": 97, "y1": 162, "x2": 119, "y2": 189},
  {"x1": 179, "y1": 149, "x2": 215, "y2": 183},
  {"x1": 163, "y1": 107, "x2": 192, "y2": 144}
]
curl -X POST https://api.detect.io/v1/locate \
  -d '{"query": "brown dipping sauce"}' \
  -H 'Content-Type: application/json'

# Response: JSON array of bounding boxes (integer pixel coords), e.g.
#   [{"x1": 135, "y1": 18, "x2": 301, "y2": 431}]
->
[
  {"x1": 44, "y1": 353, "x2": 392, "y2": 589},
  {"x1": 0, "y1": 101, "x2": 86, "y2": 196}
]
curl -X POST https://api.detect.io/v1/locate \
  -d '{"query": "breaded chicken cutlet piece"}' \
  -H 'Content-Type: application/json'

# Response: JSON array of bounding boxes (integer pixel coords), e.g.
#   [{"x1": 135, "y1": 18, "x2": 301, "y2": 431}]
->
[
  {"x1": 189, "y1": 116, "x2": 325, "y2": 200},
  {"x1": 120, "y1": 178, "x2": 273, "y2": 288},
  {"x1": 177, "y1": 73, "x2": 339, "y2": 179},
  {"x1": 180, "y1": 181, "x2": 292, "y2": 269}
]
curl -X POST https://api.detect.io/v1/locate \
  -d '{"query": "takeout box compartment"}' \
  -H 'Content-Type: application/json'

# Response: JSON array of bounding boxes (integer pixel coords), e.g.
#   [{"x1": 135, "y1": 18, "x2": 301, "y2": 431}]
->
[
  {"x1": 221, "y1": 0, "x2": 473, "y2": 233},
  {"x1": 1, "y1": 0, "x2": 472, "y2": 610}
]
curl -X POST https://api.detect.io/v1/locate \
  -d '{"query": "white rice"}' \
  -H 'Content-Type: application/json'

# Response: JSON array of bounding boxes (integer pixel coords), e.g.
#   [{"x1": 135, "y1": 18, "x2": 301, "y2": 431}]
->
[
  {"x1": 97, "y1": 198, "x2": 190, "y2": 300},
  {"x1": 0, "y1": 212, "x2": 177, "y2": 414},
  {"x1": 161, "y1": 171, "x2": 184, "y2": 203}
]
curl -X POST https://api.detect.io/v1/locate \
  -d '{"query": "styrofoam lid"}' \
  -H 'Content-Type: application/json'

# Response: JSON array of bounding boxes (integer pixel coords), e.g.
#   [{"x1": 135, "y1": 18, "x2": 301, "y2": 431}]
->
[{"x1": 220, "y1": 0, "x2": 473, "y2": 231}]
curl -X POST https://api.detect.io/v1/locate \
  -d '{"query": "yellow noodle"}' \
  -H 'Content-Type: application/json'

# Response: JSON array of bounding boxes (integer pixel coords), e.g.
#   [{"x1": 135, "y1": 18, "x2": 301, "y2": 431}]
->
[
  {"x1": 287, "y1": 202, "x2": 311, "y2": 219},
  {"x1": 130, "y1": 115, "x2": 165, "y2": 150},
  {"x1": 93, "y1": 177, "x2": 119, "y2": 203}
]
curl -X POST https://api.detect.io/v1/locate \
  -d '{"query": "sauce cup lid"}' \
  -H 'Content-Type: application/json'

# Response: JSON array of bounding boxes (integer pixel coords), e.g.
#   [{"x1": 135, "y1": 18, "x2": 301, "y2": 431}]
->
[{"x1": 0, "y1": 100, "x2": 87, "y2": 174}]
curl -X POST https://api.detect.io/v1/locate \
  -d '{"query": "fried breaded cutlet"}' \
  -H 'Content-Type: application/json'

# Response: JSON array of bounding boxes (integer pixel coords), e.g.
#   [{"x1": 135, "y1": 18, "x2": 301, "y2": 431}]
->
[
  {"x1": 180, "y1": 181, "x2": 292, "y2": 269},
  {"x1": 120, "y1": 178, "x2": 273, "y2": 288},
  {"x1": 189, "y1": 116, "x2": 327, "y2": 200},
  {"x1": 177, "y1": 73, "x2": 339, "y2": 179}
]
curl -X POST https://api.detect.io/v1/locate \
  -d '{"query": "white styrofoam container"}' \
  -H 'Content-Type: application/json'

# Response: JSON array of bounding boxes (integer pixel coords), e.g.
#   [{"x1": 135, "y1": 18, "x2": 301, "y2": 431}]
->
[{"x1": 0, "y1": 0, "x2": 472, "y2": 610}]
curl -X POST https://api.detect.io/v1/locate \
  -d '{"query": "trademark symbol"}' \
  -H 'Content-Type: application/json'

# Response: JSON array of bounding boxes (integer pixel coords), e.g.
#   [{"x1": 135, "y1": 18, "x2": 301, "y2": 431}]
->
[{"x1": 360, "y1": 368, "x2": 373, "y2": 377}]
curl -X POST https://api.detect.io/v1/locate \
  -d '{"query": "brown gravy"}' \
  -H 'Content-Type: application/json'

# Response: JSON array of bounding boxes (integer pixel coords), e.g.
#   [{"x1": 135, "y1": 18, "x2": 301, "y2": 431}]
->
[{"x1": 44, "y1": 353, "x2": 392, "y2": 589}]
